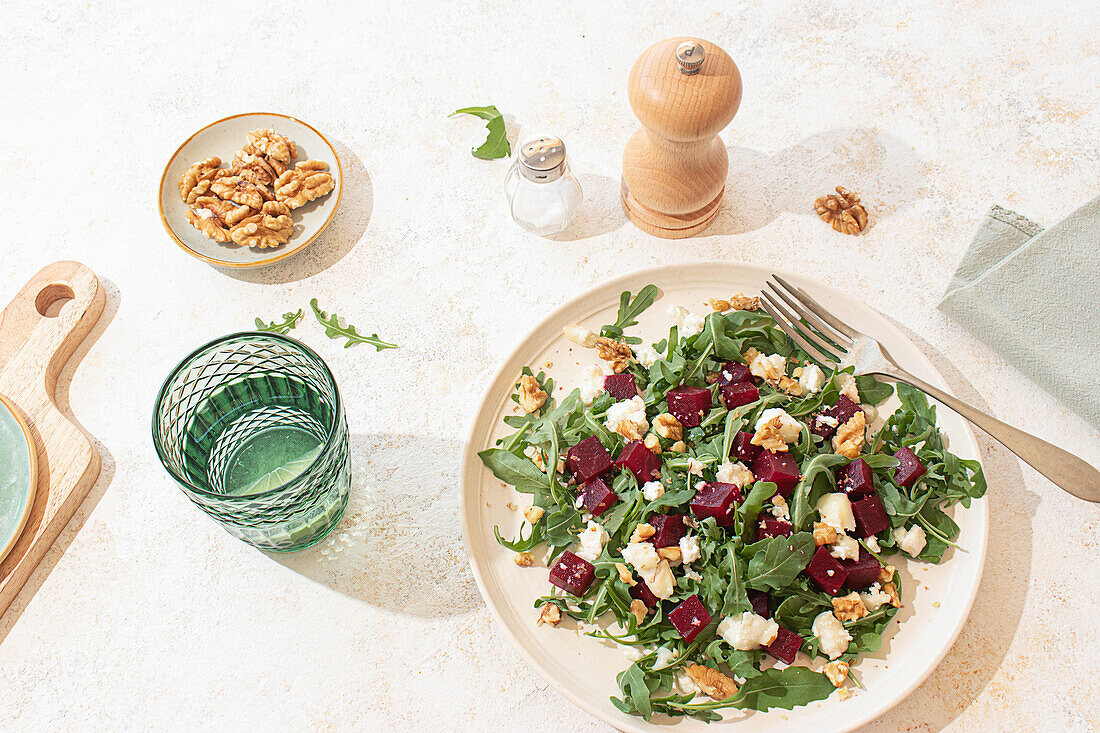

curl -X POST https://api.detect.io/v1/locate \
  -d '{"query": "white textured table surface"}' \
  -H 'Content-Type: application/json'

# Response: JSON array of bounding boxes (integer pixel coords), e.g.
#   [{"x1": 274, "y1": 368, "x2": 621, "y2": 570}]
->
[{"x1": 2, "y1": 1, "x2": 1098, "y2": 730}]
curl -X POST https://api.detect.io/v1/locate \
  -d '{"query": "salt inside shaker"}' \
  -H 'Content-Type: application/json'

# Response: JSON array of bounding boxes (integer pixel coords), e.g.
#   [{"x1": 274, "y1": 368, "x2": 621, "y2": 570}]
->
[{"x1": 504, "y1": 135, "x2": 583, "y2": 236}]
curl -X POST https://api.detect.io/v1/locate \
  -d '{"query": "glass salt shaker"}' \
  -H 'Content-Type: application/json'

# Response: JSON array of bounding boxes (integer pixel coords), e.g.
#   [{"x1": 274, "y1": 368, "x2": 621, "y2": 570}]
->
[{"x1": 504, "y1": 135, "x2": 583, "y2": 236}]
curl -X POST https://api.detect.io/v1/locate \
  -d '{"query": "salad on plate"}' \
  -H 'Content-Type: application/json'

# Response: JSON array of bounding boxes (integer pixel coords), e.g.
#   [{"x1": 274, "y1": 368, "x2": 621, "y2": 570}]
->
[{"x1": 478, "y1": 285, "x2": 986, "y2": 722}]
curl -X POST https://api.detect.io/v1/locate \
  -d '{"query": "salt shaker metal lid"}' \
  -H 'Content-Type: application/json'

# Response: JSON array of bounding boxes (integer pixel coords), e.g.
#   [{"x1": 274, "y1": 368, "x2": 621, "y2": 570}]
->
[{"x1": 517, "y1": 135, "x2": 567, "y2": 183}]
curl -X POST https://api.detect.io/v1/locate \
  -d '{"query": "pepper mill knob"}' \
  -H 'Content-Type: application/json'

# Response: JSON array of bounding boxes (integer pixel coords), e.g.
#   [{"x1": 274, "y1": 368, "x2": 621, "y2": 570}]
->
[{"x1": 621, "y1": 36, "x2": 742, "y2": 238}]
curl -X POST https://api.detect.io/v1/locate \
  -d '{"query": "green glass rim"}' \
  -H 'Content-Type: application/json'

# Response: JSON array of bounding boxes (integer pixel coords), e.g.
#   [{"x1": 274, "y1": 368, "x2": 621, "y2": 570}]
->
[{"x1": 151, "y1": 330, "x2": 344, "y2": 501}]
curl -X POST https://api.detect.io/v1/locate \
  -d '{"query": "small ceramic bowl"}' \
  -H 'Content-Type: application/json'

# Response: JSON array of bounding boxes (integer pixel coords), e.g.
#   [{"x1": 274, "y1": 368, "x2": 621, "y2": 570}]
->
[
  {"x1": 0, "y1": 393, "x2": 37, "y2": 564},
  {"x1": 158, "y1": 113, "x2": 343, "y2": 269}
]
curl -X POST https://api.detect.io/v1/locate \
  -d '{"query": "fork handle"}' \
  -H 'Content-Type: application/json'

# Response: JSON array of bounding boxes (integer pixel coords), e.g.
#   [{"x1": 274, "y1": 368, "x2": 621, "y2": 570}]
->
[{"x1": 875, "y1": 370, "x2": 1100, "y2": 503}]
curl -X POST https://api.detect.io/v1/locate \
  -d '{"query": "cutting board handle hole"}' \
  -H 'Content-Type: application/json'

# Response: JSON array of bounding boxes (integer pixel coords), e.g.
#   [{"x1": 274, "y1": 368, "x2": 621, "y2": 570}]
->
[{"x1": 35, "y1": 283, "x2": 75, "y2": 318}]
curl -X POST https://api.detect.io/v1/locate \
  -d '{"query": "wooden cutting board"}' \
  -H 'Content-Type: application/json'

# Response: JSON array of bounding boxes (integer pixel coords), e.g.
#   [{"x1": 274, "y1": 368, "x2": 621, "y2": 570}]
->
[{"x1": 0, "y1": 261, "x2": 105, "y2": 618}]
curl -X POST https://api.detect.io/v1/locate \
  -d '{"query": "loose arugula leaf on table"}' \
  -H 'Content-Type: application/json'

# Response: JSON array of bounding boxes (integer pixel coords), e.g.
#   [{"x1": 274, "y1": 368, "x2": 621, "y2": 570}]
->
[
  {"x1": 450, "y1": 105, "x2": 511, "y2": 160},
  {"x1": 254, "y1": 309, "x2": 303, "y2": 335},
  {"x1": 310, "y1": 298, "x2": 398, "y2": 351}
]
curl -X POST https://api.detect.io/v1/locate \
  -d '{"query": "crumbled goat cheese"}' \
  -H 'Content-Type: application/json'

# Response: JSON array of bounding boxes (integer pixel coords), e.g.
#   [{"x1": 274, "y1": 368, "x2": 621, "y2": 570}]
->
[
  {"x1": 818, "y1": 415, "x2": 840, "y2": 428},
  {"x1": 562, "y1": 324, "x2": 597, "y2": 348},
  {"x1": 750, "y1": 352, "x2": 788, "y2": 384},
  {"x1": 861, "y1": 582, "x2": 891, "y2": 612},
  {"x1": 653, "y1": 646, "x2": 677, "y2": 670},
  {"x1": 817, "y1": 493, "x2": 856, "y2": 532},
  {"x1": 619, "y1": 644, "x2": 645, "y2": 661},
  {"x1": 679, "y1": 535, "x2": 701, "y2": 564},
  {"x1": 715, "y1": 460, "x2": 754, "y2": 487},
  {"x1": 622, "y1": 542, "x2": 674, "y2": 598},
  {"x1": 836, "y1": 373, "x2": 859, "y2": 402},
  {"x1": 717, "y1": 612, "x2": 779, "y2": 651},
  {"x1": 769, "y1": 496, "x2": 790, "y2": 520},
  {"x1": 668, "y1": 305, "x2": 705, "y2": 338},
  {"x1": 829, "y1": 533, "x2": 860, "y2": 561},
  {"x1": 687, "y1": 458, "x2": 705, "y2": 476},
  {"x1": 812, "y1": 611, "x2": 852, "y2": 659},
  {"x1": 754, "y1": 407, "x2": 803, "y2": 443},
  {"x1": 605, "y1": 395, "x2": 649, "y2": 436},
  {"x1": 642, "y1": 481, "x2": 665, "y2": 501},
  {"x1": 682, "y1": 566, "x2": 703, "y2": 582},
  {"x1": 575, "y1": 520, "x2": 609, "y2": 562},
  {"x1": 798, "y1": 363, "x2": 826, "y2": 393},
  {"x1": 579, "y1": 365, "x2": 608, "y2": 405},
  {"x1": 864, "y1": 535, "x2": 881, "y2": 553},
  {"x1": 861, "y1": 404, "x2": 878, "y2": 422},
  {"x1": 635, "y1": 345, "x2": 661, "y2": 368},
  {"x1": 893, "y1": 525, "x2": 928, "y2": 557}
]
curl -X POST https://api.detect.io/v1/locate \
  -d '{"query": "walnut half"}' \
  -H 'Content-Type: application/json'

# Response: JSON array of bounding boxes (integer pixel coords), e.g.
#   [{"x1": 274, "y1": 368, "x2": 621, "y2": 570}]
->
[
  {"x1": 815, "y1": 186, "x2": 868, "y2": 235},
  {"x1": 274, "y1": 160, "x2": 335, "y2": 209},
  {"x1": 228, "y1": 201, "x2": 294, "y2": 249}
]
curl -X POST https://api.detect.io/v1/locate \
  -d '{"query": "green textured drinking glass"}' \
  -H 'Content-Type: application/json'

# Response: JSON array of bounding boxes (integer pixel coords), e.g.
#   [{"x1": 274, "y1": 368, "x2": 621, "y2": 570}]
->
[{"x1": 152, "y1": 332, "x2": 350, "y2": 552}]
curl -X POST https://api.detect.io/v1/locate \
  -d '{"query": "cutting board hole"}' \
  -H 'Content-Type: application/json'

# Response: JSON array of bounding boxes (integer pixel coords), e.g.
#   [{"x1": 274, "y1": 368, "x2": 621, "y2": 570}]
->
[{"x1": 35, "y1": 283, "x2": 75, "y2": 318}]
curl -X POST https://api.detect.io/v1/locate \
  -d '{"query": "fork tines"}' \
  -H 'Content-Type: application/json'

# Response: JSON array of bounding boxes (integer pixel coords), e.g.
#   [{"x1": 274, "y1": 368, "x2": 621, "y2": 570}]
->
[{"x1": 758, "y1": 276, "x2": 854, "y2": 367}]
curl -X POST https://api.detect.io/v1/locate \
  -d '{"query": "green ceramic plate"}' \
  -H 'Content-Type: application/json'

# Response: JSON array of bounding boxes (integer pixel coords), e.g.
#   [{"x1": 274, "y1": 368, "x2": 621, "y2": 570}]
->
[{"x1": 0, "y1": 394, "x2": 36, "y2": 564}]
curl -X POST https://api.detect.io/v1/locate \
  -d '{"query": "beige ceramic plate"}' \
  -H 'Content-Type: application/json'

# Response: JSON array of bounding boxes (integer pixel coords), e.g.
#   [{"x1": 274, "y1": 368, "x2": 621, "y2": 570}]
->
[
  {"x1": 158, "y1": 112, "x2": 343, "y2": 269},
  {"x1": 460, "y1": 263, "x2": 988, "y2": 732}
]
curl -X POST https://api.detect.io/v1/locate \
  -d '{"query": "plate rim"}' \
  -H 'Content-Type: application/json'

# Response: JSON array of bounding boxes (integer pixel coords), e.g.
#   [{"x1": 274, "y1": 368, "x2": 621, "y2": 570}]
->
[
  {"x1": 157, "y1": 112, "x2": 344, "y2": 270},
  {"x1": 0, "y1": 392, "x2": 38, "y2": 565},
  {"x1": 459, "y1": 262, "x2": 989, "y2": 732}
]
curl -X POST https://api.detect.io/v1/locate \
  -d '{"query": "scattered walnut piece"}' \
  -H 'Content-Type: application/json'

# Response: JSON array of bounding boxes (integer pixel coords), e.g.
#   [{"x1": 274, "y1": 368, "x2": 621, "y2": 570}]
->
[
  {"x1": 653, "y1": 413, "x2": 683, "y2": 441},
  {"x1": 537, "y1": 603, "x2": 561, "y2": 626},
  {"x1": 823, "y1": 660, "x2": 850, "y2": 687},
  {"x1": 229, "y1": 200, "x2": 294, "y2": 249},
  {"x1": 657, "y1": 546, "x2": 682, "y2": 563},
  {"x1": 814, "y1": 522, "x2": 839, "y2": 546},
  {"x1": 245, "y1": 128, "x2": 297, "y2": 171},
  {"x1": 185, "y1": 206, "x2": 231, "y2": 242},
  {"x1": 878, "y1": 565, "x2": 896, "y2": 584},
  {"x1": 837, "y1": 687, "x2": 853, "y2": 701},
  {"x1": 506, "y1": 502, "x2": 518, "y2": 511},
  {"x1": 615, "y1": 563, "x2": 637, "y2": 586},
  {"x1": 883, "y1": 582, "x2": 901, "y2": 608},
  {"x1": 593, "y1": 337, "x2": 633, "y2": 373},
  {"x1": 613, "y1": 420, "x2": 648, "y2": 442},
  {"x1": 630, "y1": 523, "x2": 656, "y2": 544},
  {"x1": 814, "y1": 186, "x2": 868, "y2": 235},
  {"x1": 513, "y1": 551, "x2": 535, "y2": 567},
  {"x1": 524, "y1": 506, "x2": 544, "y2": 524},
  {"x1": 528, "y1": 448, "x2": 545, "y2": 471},
  {"x1": 743, "y1": 347, "x2": 761, "y2": 364},
  {"x1": 210, "y1": 175, "x2": 271, "y2": 210},
  {"x1": 629, "y1": 599, "x2": 648, "y2": 624},
  {"x1": 274, "y1": 160, "x2": 335, "y2": 209},
  {"x1": 686, "y1": 664, "x2": 739, "y2": 700},
  {"x1": 729, "y1": 293, "x2": 762, "y2": 311},
  {"x1": 831, "y1": 592, "x2": 869, "y2": 622},
  {"x1": 669, "y1": 440, "x2": 687, "y2": 453},
  {"x1": 832, "y1": 411, "x2": 867, "y2": 459},
  {"x1": 643, "y1": 433, "x2": 662, "y2": 454},
  {"x1": 705, "y1": 298, "x2": 731, "y2": 312},
  {"x1": 517, "y1": 374, "x2": 548, "y2": 414},
  {"x1": 751, "y1": 415, "x2": 790, "y2": 452},
  {"x1": 777, "y1": 375, "x2": 805, "y2": 397},
  {"x1": 178, "y1": 157, "x2": 222, "y2": 203}
]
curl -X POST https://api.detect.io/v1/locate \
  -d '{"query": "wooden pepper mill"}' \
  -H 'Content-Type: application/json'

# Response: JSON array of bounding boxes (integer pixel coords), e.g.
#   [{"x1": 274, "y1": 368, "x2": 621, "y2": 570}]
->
[{"x1": 621, "y1": 37, "x2": 742, "y2": 238}]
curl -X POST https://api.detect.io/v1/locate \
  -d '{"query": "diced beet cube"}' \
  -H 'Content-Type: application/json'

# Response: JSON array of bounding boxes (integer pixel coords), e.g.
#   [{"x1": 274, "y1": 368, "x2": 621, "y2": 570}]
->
[
  {"x1": 549, "y1": 551, "x2": 595, "y2": 595},
  {"x1": 841, "y1": 547, "x2": 882, "y2": 590},
  {"x1": 581, "y1": 477, "x2": 618, "y2": 517},
  {"x1": 894, "y1": 446, "x2": 928, "y2": 488},
  {"x1": 752, "y1": 450, "x2": 801, "y2": 497},
  {"x1": 837, "y1": 458, "x2": 875, "y2": 498},
  {"x1": 763, "y1": 627, "x2": 804, "y2": 664},
  {"x1": 851, "y1": 493, "x2": 890, "y2": 538},
  {"x1": 733, "y1": 431, "x2": 762, "y2": 463},
  {"x1": 810, "y1": 395, "x2": 862, "y2": 438},
  {"x1": 615, "y1": 440, "x2": 661, "y2": 484},
  {"x1": 649, "y1": 513, "x2": 686, "y2": 548},
  {"x1": 805, "y1": 546, "x2": 849, "y2": 595},
  {"x1": 603, "y1": 373, "x2": 640, "y2": 402},
  {"x1": 566, "y1": 436, "x2": 612, "y2": 483},
  {"x1": 690, "y1": 482, "x2": 743, "y2": 526},
  {"x1": 748, "y1": 589, "x2": 771, "y2": 619},
  {"x1": 756, "y1": 515, "x2": 793, "y2": 540},
  {"x1": 716, "y1": 361, "x2": 752, "y2": 386},
  {"x1": 720, "y1": 381, "x2": 759, "y2": 409},
  {"x1": 666, "y1": 386, "x2": 712, "y2": 428},
  {"x1": 629, "y1": 579, "x2": 659, "y2": 608},
  {"x1": 668, "y1": 594, "x2": 711, "y2": 643}
]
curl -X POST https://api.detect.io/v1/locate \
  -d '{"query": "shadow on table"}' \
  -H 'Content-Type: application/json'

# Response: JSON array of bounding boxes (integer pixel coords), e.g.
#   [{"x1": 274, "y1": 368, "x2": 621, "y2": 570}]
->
[
  {"x1": 218, "y1": 139, "x2": 373, "y2": 285},
  {"x1": 0, "y1": 276, "x2": 120, "y2": 643},
  {"x1": 546, "y1": 173, "x2": 626, "y2": 242},
  {"x1": 862, "y1": 323, "x2": 1037, "y2": 732},
  {"x1": 706, "y1": 127, "x2": 925, "y2": 236},
  {"x1": 269, "y1": 432, "x2": 481, "y2": 618}
]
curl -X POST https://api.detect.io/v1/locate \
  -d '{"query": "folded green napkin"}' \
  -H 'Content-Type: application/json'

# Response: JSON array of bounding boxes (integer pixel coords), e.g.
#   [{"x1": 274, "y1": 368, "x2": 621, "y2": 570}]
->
[{"x1": 938, "y1": 195, "x2": 1100, "y2": 429}]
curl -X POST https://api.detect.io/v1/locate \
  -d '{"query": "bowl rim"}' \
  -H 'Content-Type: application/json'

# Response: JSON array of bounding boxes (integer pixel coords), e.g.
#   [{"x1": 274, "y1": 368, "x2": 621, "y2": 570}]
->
[
  {"x1": 157, "y1": 112, "x2": 344, "y2": 270},
  {"x1": 0, "y1": 392, "x2": 38, "y2": 564}
]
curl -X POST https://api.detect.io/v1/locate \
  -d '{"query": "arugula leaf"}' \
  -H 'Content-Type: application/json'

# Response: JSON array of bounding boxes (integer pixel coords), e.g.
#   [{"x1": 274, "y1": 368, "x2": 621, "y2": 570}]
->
[
  {"x1": 254, "y1": 309, "x2": 303, "y2": 335},
  {"x1": 477, "y1": 448, "x2": 549, "y2": 494},
  {"x1": 738, "y1": 481, "x2": 777, "y2": 544},
  {"x1": 728, "y1": 665, "x2": 835, "y2": 711},
  {"x1": 790, "y1": 454, "x2": 848, "y2": 530},
  {"x1": 600, "y1": 285, "x2": 658, "y2": 344},
  {"x1": 746, "y1": 532, "x2": 815, "y2": 590},
  {"x1": 450, "y1": 105, "x2": 511, "y2": 160},
  {"x1": 494, "y1": 521, "x2": 543, "y2": 552},
  {"x1": 854, "y1": 374, "x2": 894, "y2": 405},
  {"x1": 310, "y1": 299, "x2": 398, "y2": 351},
  {"x1": 615, "y1": 662, "x2": 654, "y2": 719}
]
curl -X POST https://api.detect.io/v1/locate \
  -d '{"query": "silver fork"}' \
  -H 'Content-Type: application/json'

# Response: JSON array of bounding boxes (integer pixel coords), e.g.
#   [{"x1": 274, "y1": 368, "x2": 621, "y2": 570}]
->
[{"x1": 758, "y1": 274, "x2": 1100, "y2": 503}]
